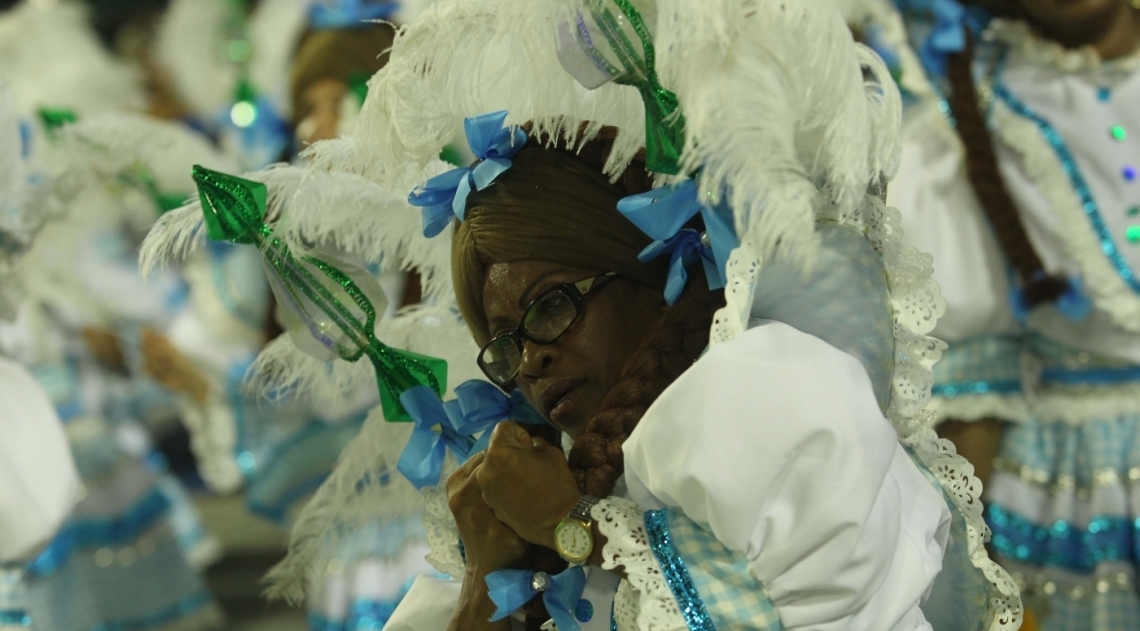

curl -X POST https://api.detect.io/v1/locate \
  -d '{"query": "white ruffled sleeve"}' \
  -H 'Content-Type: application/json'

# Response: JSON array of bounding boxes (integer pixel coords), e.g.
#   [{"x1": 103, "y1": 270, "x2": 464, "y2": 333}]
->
[
  {"x1": 617, "y1": 322, "x2": 950, "y2": 631},
  {"x1": 0, "y1": 357, "x2": 80, "y2": 562}
]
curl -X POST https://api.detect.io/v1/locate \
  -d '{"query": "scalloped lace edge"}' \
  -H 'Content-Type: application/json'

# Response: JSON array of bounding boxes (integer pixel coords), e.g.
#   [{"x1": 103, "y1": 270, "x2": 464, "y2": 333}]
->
[
  {"x1": 592, "y1": 497, "x2": 688, "y2": 631},
  {"x1": 990, "y1": 93, "x2": 1140, "y2": 334},
  {"x1": 874, "y1": 199, "x2": 1024, "y2": 631},
  {"x1": 421, "y1": 483, "x2": 466, "y2": 579}
]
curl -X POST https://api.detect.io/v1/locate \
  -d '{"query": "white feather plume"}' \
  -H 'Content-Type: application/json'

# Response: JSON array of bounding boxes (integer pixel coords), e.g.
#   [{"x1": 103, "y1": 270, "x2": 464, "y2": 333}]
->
[
  {"x1": 262, "y1": 406, "x2": 421, "y2": 604},
  {"x1": 0, "y1": 1, "x2": 144, "y2": 117}
]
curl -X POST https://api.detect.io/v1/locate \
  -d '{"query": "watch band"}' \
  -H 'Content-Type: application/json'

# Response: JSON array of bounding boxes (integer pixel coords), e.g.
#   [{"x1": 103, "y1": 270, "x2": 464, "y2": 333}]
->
[{"x1": 569, "y1": 495, "x2": 600, "y2": 523}]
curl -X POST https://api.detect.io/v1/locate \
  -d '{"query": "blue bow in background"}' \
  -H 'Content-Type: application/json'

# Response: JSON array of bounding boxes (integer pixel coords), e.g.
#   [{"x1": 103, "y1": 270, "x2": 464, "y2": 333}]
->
[
  {"x1": 397, "y1": 380, "x2": 546, "y2": 489},
  {"x1": 617, "y1": 180, "x2": 738, "y2": 305},
  {"x1": 896, "y1": 0, "x2": 990, "y2": 77},
  {"x1": 1011, "y1": 276, "x2": 1092, "y2": 324},
  {"x1": 486, "y1": 567, "x2": 586, "y2": 631},
  {"x1": 308, "y1": 0, "x2": 399, "y2": 29},
  {"x1": 408, "y1": 111, "x2": 528, "y2": 237}
]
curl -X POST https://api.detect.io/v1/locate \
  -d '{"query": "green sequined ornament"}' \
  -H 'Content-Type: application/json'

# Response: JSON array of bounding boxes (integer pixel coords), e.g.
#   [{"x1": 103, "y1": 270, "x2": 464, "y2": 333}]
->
[
  {"x1": 583, "y1": 0, "x2": 685, "y2": 175},
  {"x1": 192, "y1": 165, "x2": 448, "y2": 421}
]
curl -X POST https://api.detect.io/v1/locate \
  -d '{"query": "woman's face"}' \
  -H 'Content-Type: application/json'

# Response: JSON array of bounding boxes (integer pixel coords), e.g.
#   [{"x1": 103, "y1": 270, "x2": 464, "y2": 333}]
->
[
  {"x1": 482, "y1": 261, "x2": 664, "y2": 439},
  {"x1": 294, "y1": 77, "x2": 348, "y2": 147},
  {"x1": 1014, "y1": 0, "x2": 1130, "y2": 46}
]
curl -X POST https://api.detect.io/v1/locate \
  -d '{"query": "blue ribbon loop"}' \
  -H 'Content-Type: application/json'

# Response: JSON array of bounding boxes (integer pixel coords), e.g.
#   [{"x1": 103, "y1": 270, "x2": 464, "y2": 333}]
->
[
  {"x1": 396, "y1": 386, "x2": 475, "y2": 489},
  {"x1": 903, "y1": 0, "x2": 990, "y2": 77},
  {"x1": 309, "y1": 0, "x2": 399, "y2": 29},
  {"x1": 485, "y1": 567, "x2": 586, "y2": 631},
  {"x1": 408, "y1": 111, "x2": 527, "y2": 237},
  {"x1": 1010, "y1": 276, "x2": 1092, "y2": 323},
  {"x1": 617, "y1": 180, "x2": 738, "y2": 305},
  {"x1": 450, "y1": 381, "x2": 547, "y2": 454},
  {"x1": 397, "y1": 381, "x2": 547, "y2": 488}
]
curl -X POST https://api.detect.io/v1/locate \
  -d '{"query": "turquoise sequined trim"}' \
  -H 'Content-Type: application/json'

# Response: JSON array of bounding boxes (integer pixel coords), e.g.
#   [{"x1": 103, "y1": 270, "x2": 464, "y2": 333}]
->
[
  {"x1": 27, "y1": 488, "x2": 171, "y2": 577},
  {"x1": 0, "y1": 610, "x2": 30, "y2": 627},
  {"x1": 987, "y1": 504, "x2": 1137, "y2": 572},
  {"x1": 994, "y1": 79, "x2": 1140, "y2": 293},
  {"x1": 643, "y1": 510, "x2": 716, "y2": 631},
  {"x1": 931, "y1": 379, "x2": 1021, "y2": 398},
  {"x1": 1041, "y1": 365, "x2": 1140, "y2": 386}
]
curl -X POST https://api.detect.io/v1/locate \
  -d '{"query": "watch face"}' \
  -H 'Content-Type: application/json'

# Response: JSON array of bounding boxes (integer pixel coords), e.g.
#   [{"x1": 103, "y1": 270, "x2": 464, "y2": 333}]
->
[{"x1": 555, "y1": 521, "x2": 592, "y2": 560}]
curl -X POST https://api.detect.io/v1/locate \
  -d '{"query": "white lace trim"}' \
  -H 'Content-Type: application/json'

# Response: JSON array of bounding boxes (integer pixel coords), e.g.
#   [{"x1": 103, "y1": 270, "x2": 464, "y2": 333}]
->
[
  {"x1": 867, "y1": 197, "x2": 1023, "y2": 629},
  {"x1": 903, "y1": 427, "x2": 1023, "y2": 629},
  {"x1": 986, "y1": 19, "x2": 1140, "y2": 75},
  {"x1": 592, "y1": 497, "x2": 687, "y2": 631},
  {"x1": 613, "y1": 580, "x2": 642, "y2": 631},
  {"x1": 421, "y1": 483, "x2": 465, "y2": 579},
  {"x1": 930, "y1": 393, "x2": 1033, "y2": 424},
  {"x1": 990, "y1": 98, "x2": 1140, "y2": 334}
]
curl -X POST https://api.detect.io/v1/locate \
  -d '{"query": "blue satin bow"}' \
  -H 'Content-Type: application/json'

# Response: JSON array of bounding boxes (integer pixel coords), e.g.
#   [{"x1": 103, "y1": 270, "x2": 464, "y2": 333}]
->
[
  {"x1": 308, "y1": 0, "x2": 398, "y2": 29},
  {"x1": 1010, "y1": 276, "x2": 1092, "y2": 323},
  {"x1": 396, "y1": 386, "x2": 476, "y2": 489},
  {"x1": 617, "y1": 180, "x2": 738, "y2": 305},
  {"x1": 451, "y1": 380, "x2": 547, "y2": 454},
  {"x1": 486, "y1": 567, "x2": 586, "y2": 631},
  {"x1": 397, "y1": 381, "x2": 547, "y2": 488},
  {"x1": 906, "y1": 0, "x2": 990, "y2": 77},
  {"x1": 408, "y1": 111, "x2": 528, "y2": 237}
]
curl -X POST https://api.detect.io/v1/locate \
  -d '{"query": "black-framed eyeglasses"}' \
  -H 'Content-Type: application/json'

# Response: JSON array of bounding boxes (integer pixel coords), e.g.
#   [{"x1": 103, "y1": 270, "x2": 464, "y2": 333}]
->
[{"x1": 478, "y1": 272, "x2": 619, "y2": 386}]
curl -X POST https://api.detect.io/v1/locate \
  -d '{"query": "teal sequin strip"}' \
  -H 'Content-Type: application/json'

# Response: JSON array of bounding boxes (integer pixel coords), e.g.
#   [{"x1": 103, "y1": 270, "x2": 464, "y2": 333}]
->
[
  {"x1": 0, "y1": 610, "x2": 29, "y2": 627},
  {"x1": 27, "y1": 488, "x2": 171, "y2": 577},
  {"x1": 1041, "y1": 365, "x2": 1140, "y2": 386},
  {"x1": 987, "y1": 503, "x2": 1137, "y2": 573},
  {"x1": 993, "y1": 80, "x2": 1140, "y2": 294},
  {"x1": 643, "y1": 509, "x2": 715, "y2": 631},
  {"x1": 931, "y1": 379, "x2": 1021, "y2": 398}
]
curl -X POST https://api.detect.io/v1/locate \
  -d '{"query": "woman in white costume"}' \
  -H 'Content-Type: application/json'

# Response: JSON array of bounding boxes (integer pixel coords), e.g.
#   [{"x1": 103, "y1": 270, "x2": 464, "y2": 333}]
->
[
  {"x1": 880, "y1": 0, "x2": 1140, "y2": 628},
  {"x1": 152, "y1": 0, "x2": 1026, "y2": 629}
]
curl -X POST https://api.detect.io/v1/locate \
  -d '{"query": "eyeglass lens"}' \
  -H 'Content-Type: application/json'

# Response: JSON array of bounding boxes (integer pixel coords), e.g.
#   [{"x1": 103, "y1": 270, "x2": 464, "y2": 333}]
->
[{"x1": 480, "y1": 290, "x2": 579, "y2": 382}]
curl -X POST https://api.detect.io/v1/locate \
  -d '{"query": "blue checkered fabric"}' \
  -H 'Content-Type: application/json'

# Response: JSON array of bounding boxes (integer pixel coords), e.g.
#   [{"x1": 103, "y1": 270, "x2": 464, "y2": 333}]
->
[
  {"x1": 932, "y1": 334, "x2": 1025, "y2": 395},
  {"x1": 655, "y1": 509, "x2": 783, "y2": 630}
]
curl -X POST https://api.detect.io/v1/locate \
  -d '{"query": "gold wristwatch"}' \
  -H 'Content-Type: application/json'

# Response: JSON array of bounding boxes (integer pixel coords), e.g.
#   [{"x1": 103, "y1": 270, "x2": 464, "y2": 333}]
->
[{"x1": 554, "y1": 495, "x2": 600, "y2": 564}]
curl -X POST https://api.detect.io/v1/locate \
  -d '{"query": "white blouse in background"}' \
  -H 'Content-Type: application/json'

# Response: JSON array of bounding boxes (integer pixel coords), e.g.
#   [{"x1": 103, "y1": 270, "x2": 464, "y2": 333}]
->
[{"x1": 0, "y1": 356, "x2": 80, "y2": 562}]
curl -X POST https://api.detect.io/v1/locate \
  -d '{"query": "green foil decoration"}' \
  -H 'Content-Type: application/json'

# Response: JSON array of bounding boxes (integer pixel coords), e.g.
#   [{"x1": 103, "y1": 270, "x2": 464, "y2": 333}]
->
[
  {"x1": 38, "y1": 107, "x2": 78, "y2": 137},
  {"x1": 191, "y1": 165, "x2": 447, "y2": 421},
  {"x1": 585, "y1": 0, "x2": 684, "y2": 175}
]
